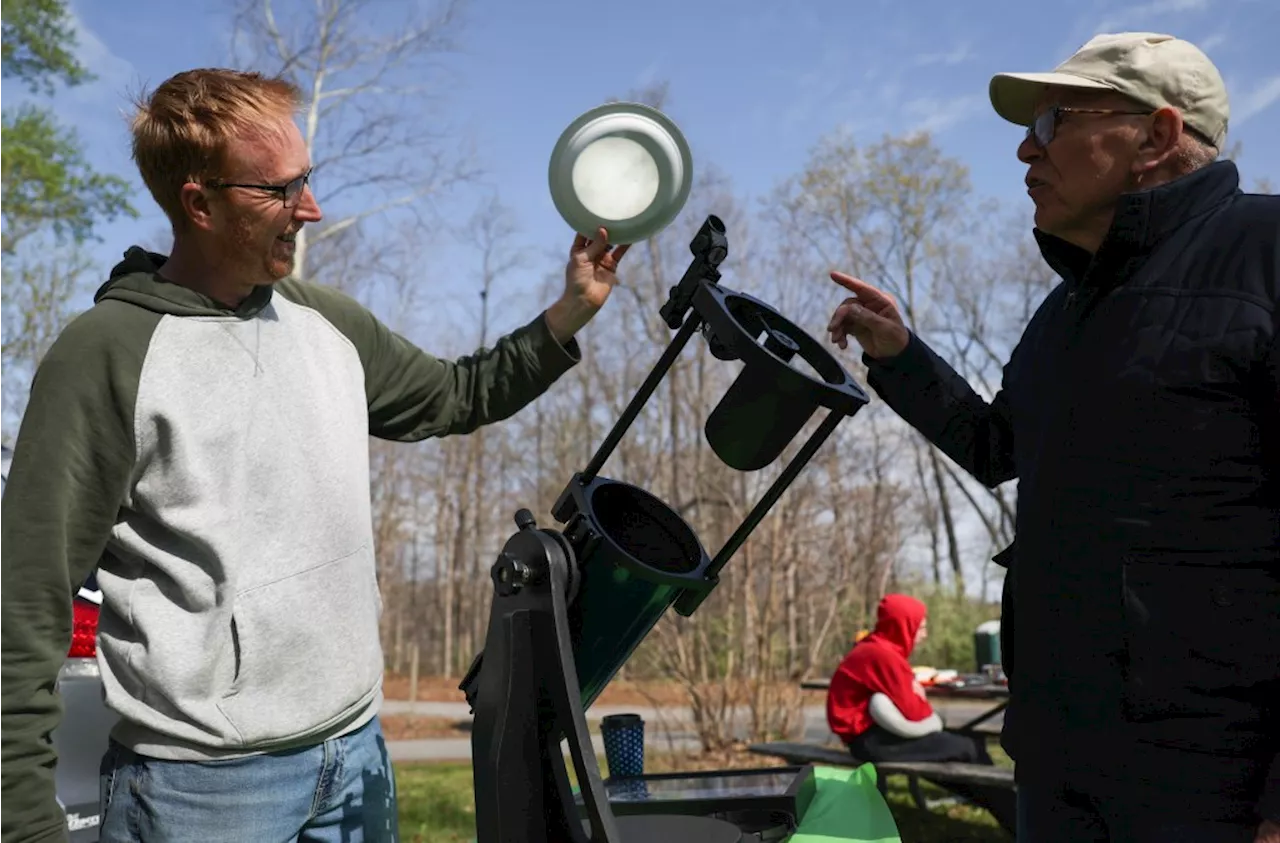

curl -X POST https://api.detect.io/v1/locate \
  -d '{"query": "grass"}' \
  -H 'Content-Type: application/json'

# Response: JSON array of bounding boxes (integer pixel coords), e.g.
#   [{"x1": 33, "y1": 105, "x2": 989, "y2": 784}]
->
[
  {"x1": 393, "y1": 745, "x2": 1014, "y2": 843},
  {"x1": 396, "y1": 762, "x2": 477, "y2": 843},
  {"x1": 880, "y1": 780, "x2": 1010, "y2": 842},
  {"x1": 381, "y1": 714, "x2": 472, "y2": 740}
]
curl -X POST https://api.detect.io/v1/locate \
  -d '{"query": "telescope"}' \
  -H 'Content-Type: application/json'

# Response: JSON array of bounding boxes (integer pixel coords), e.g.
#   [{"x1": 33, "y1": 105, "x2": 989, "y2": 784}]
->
[{"x1": 458, "y1": 104, "x2": 871, "y2": 842}]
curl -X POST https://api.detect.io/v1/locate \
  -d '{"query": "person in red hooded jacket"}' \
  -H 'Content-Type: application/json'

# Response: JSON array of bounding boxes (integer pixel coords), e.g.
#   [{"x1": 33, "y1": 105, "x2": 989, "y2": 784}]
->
[{"x1": 826, "y1": 593, "x2": 992, "y2": 764}]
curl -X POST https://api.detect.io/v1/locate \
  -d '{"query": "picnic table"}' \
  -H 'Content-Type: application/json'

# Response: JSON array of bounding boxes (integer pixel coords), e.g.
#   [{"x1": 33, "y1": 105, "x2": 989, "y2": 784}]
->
[
  {"x1": 799, "y1": 676, "x2": 1009, "y2": 734},
  {"x1": 566, "y1": 764, "x2": 903, "y2": 842},
  {"x1": 747, "y1": 743, "x2": 1017, "y2": 834},
  {"x1": 922, "y1": 680, "x2": 1009, "y2": 733},
  {"x1": 783, "y1": 675, "x2": 1016, "y2": 832}
]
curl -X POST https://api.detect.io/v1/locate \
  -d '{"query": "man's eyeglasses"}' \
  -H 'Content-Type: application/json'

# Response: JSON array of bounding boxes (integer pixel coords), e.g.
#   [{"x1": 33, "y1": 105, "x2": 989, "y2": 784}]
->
[
  {"x1": 1027, "y1": 106, "x2": 1150, "y2": 148},
  {"x1": 206, "y1": 168, "x2": 313, "y2": 208}
]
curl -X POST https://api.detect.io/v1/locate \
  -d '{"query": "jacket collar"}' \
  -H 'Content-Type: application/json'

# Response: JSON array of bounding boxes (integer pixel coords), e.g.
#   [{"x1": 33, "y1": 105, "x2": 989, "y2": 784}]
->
[{"x1": 1034, "y1": 159, "x2": 1241, "y2": 284}]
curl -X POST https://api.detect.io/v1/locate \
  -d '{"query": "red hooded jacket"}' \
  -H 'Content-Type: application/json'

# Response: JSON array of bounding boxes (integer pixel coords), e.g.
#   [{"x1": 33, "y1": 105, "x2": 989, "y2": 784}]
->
[{"x1": 826, "y1": 594, "x2": 935, "y2": 741}]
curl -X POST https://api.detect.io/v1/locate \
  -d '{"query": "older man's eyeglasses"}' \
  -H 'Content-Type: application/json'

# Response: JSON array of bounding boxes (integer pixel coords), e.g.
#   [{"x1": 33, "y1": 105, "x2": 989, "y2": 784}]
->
[
  {"x1": 1027, "y1": 106, "x2": 1150, "y2": 149},
  {"x1": 207, "y1": 168, "x2": 313, "y2": 208}
]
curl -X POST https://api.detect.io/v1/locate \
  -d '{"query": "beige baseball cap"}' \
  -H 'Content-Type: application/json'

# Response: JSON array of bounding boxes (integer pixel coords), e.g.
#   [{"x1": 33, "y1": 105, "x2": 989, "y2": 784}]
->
[{"x1": 989, "y1": 32, "x2": 1230, "y2": 147}]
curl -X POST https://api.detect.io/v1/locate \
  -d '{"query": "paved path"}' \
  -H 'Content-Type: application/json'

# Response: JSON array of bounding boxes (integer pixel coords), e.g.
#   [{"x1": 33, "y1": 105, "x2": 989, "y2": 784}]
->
[{"x1": 385, "y1": 699, "x2": 1004, "y2": 763}]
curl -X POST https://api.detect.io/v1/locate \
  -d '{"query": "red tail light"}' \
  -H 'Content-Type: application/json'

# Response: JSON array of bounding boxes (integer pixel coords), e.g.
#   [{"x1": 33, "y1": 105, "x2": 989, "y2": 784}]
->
[{"x1": 69, "y1": 598, "x2": 99, "y2": 659}]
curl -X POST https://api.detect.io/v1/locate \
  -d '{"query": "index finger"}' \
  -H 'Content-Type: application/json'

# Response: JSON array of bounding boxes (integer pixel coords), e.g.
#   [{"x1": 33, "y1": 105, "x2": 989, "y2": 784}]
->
[{"x1": 829, "y1": 271, "x2": 891, "y2": 305}]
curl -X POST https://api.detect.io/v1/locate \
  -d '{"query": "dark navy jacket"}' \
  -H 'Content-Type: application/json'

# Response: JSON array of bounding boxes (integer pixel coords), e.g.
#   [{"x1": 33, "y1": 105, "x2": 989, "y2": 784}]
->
[{"x1": 863, "y1": 160, "x2": 1279, "y2": 821}]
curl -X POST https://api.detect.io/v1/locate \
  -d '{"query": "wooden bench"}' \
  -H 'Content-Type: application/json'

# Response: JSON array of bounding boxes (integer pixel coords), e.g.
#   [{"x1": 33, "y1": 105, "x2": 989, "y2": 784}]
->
[
  {"x1": 747, "y1": 741, "x2": 1017, "y2": 835},
  {"x1": 744, "y1": 740, "x2": 925, "y2": 804},
  {"x1": 746, "y1": 741, "x2": 858, "y2": 768}
]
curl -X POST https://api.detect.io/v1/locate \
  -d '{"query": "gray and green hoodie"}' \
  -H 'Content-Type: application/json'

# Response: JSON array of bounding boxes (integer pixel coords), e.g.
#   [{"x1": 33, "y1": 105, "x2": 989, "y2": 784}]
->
[{"x1": 0, "y1": 247, "x2": 581, "y2": 842}]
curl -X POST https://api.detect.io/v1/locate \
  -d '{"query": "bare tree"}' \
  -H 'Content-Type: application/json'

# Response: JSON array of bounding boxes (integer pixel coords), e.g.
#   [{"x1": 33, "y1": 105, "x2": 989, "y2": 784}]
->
[
  {"x1": 767, "y1": 130, "x2": 978, "y2": 595},
  {"x1": 931, "y1": 212, "x2": 1056, "y2": 552},
  {"x1": 1221, "y1": 140, "x2": 1274, "y2": 194},
  {"x1": 1, "y1": 241, "x2": 94, "y2": 436},
  {"x1": 441, "y1": 193, "x2": 524, "y2": 675},
  {"x1": 230, "y1": 0, "x2": 481, "y2": 284}
]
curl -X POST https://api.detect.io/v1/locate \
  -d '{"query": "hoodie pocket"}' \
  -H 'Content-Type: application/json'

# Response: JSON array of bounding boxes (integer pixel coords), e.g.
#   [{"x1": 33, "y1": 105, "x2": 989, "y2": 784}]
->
[
  {"x1": 218, "y1": 544, "x2": 383, "y2": 746},
  {"x1": 1120, "y1": 554, "x2": 1280, "y2": 729}
]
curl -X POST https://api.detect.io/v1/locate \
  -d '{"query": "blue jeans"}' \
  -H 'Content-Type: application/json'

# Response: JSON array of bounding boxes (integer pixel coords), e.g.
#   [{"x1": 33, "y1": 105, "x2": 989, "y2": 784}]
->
[{"x1": 99, "y1": 716, "x2": 399, "y2": 842}]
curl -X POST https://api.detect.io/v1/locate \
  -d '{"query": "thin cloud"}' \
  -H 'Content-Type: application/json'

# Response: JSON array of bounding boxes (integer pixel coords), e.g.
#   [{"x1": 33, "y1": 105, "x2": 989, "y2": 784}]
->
[
  {"x1": 1057, "y1": 0, "x2": 1210, "y2": 61},
  {"x1": 3, "y1": 7, "x2": 137, "y2": 114},
  {"x1": 769, "y1": 45, "x2": 870, "y2": 135},
  {"x1": 1232, "y1": 75, "x2": 1280, "y2": 125},
  {"x1": 903, "y1": 94, "x2": 984, "y2": 135},
  {"x1": 23, "y1": 8, "x2": 152, "y2": 206},
  {"x1": 635, "y1": 59, "x2": 663, "y2": 90},
  {"x1": 1126, "y1": 0, "x2": 1208, "y2": 14},
  {"x1": 1095, "y1": 0, "x2": 1210, "y2": 32},
  {"x1": 1198, "y1": 30, "x2": 1229, "y2": 52},
  {"x1": 41, "y1": 7, "x2": 149, "y2": 168},
  {"x1": 914, "y1": 43, "x2": 976, "y2": 67},
  {"x1": 65, "y1": 8, "x2": 138, "y2": 107}
]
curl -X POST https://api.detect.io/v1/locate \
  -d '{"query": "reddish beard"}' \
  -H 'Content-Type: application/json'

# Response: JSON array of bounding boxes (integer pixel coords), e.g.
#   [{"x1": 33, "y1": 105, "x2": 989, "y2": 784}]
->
[{"x1": 227, "y1": 206, "x2": 295, "y2": 283}]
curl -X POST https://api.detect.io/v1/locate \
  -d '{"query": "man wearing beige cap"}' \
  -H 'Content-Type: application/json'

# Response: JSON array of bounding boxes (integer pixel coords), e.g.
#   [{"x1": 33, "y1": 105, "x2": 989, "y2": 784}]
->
[{"x1": 826, "y1": 32, "x2": 1279, "y2": 843}]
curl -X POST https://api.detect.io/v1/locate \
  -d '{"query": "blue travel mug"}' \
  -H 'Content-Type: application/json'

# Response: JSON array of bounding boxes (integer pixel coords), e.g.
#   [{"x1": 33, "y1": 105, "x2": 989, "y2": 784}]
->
[{"x1": 600, "y1": 713, "x2": 645, "y2": 779}]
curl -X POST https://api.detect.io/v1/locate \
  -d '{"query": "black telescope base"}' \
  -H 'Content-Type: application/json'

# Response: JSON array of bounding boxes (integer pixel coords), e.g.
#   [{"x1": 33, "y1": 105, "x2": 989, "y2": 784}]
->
[
  {"x1": 604, "y1": 815, "x2": 746, "y2": 843},
  {"x1": 461, "y1": 511, "x2": 760, "y2": 843}
]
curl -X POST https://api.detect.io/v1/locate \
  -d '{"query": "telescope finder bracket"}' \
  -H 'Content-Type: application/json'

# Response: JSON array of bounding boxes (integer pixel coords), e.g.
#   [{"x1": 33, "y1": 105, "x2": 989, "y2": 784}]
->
[{"x1": 658, "y1": 214, "x2": 728, "y2": 330}]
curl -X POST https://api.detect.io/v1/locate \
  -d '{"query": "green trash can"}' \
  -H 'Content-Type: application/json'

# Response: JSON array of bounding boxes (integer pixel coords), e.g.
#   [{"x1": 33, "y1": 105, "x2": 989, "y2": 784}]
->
[{"x1": 973, "y1": 619, "x2": 1001, "y2": 672}]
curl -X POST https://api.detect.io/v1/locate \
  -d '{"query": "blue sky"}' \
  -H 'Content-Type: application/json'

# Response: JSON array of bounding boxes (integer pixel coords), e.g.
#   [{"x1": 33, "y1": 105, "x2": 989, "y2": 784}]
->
[{"x1": 4, "y1": 0, "x2": 1279, "y2": 336}]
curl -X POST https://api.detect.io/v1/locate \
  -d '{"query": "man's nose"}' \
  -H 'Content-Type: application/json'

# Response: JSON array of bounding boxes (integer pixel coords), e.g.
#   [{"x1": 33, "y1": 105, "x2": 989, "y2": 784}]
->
[
  {"x1": 294, "y1": 185, "x2": 323, "y2": 223},
  {"x1": 1017, "y1": 132, "x2": 1042, "y2": 164}
]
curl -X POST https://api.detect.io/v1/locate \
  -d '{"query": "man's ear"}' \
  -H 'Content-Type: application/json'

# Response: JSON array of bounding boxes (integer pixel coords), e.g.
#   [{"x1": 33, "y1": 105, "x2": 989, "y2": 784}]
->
[
  {"x1": 1132, "y1": 106, "x2": 1183, "y2": 174},
  {"x1": 178, "y1": 182, "x2": 218, "y2": 232}
]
